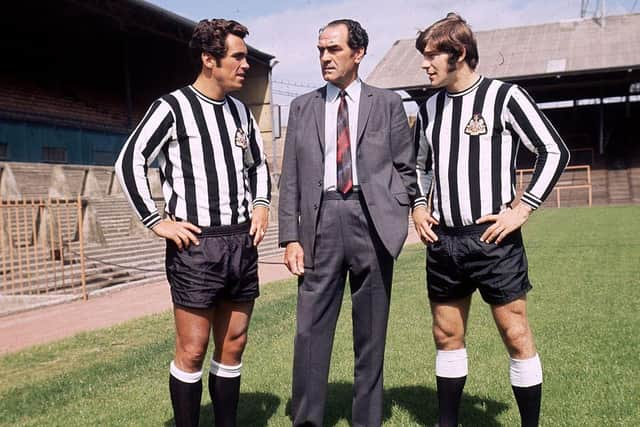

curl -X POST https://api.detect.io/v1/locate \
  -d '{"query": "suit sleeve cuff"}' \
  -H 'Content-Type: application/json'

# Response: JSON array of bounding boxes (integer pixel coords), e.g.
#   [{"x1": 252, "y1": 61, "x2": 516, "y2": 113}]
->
[{"x1": 279, "y1": 240, "x2": 299, "y2": 248}]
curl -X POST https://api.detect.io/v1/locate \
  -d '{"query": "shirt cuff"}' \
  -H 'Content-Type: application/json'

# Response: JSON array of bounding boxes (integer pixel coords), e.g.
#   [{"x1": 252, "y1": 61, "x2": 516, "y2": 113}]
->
[
  {"x1": 252, "y1": 198, "x2": 270, "y2": 209},
  {"x1": 412, "y1": 196, "x2": 428, "y2": 210},
  {"x1": 142, "y1": 211, "x2": 162, "y2": 229},
  {"x1": 520, "y1": 192, "x2": 542, "y2": 210}
]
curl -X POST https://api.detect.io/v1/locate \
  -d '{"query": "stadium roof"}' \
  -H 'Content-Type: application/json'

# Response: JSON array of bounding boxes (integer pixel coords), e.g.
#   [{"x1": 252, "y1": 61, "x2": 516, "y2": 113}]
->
[
  {"x1": 367, "y1": 13, "x2": 640, "y2": 95},
  {"x1": 65, "y1": 0, "x2": 275, "y2": 65}
]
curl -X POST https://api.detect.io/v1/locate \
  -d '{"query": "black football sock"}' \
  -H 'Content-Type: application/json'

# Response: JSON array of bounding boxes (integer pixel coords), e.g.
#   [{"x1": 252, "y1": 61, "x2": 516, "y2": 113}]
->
[
  {"x1": 435, "y1": 348, "x2": 468, "y2": 427},
  {"x1": 169, "y1": 361, "x2": 203, "y2": 427},
  {"x1": 510, "y1": 354, "x2": 543, "y2": 427},
  {"x1": 209, "y1": 360, "x2": 242, "y2": 427},
  {"x1": 512, "y1": 383, "x2": 542, "y2": 427},
  {"x1": 436, "y1": 375, "x2": 467, "y2": 427}
]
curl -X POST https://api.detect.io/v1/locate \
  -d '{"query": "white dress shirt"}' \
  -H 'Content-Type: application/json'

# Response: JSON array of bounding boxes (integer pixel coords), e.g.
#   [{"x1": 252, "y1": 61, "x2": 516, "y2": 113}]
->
[{"x1": 324, "y1": 79, "x2": 361, "y2": 191}]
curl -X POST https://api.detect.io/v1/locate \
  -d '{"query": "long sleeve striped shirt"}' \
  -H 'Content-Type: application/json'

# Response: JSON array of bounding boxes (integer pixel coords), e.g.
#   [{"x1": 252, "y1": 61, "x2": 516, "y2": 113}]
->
[
  {"x1": 413, "y1": 76, "x2": 569, "y2": 227},
  {"x1": 115, "y1": 85, "x2": 271, "y2": 229}
]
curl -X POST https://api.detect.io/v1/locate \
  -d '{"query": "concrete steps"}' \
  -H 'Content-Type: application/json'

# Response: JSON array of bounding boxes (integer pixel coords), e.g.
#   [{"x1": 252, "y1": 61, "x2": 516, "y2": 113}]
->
[
  {"x1": 0, "y1": 211, "x2": 284, "y2": 296},
  {"x1": 0, "y1": 163, "x2": 286, "y2": 297},
  {"x1": 607, "y1": 169, "x2": 633, "y2": 204},
  {"x1": 518, "y1": 166, "x2": 640, "y2": 207},
  {"x1": 591, "y1": 169, "x2": 609, "y2": 205},
  {"x1": 3, "y1": 160, "x2": 639, "y2": 299},
  {"x1": 631, "y1": 167, "x2": 640, "y2": 203}
]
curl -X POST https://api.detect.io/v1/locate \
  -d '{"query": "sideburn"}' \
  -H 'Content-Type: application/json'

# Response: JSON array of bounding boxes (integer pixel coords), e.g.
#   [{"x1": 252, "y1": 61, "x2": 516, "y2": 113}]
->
[{"x1": 447, "y1": 54, "x2": 458, "y2": 72}]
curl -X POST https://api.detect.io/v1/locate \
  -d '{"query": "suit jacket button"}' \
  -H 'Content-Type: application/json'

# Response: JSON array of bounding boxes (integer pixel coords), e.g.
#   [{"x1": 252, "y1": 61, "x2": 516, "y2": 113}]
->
[
  {"x1": 317, "y1": 180, "x2": 322, "y2": 187},
  {"x1": 313, "y1": 204, "x2": 318, "y2": 210}
]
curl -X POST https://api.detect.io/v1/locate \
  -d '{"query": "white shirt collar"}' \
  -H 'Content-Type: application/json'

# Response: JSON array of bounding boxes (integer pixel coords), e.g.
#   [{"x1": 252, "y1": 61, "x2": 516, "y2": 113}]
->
[{"x1": 326, "y1": 78, "x2": 362, "y2": 103}]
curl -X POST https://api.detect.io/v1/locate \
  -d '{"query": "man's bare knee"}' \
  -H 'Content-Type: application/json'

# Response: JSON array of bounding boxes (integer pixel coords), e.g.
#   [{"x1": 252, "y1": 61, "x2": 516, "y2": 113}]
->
[
  {"x1": 432, "y1": 324, "x2": 465, "y2": 350},
  {"x1": 215, "y1": 332, "x2": 249, "y2": 364},
  {"x1": 176, "y1": 342, "x2": 208, "y2": 371},
  {"x1": 493, "y1": 297, "x2": 536, "y2": 358},
  {"x1": 227, "y1": 331, "x2": 248, "y2": 356},
  {"x1": 431, "y1": 299, "x2": 469, "y2": 350},
  {"x1": 212, "y1": 300, "x2": 253, "y2": 364},
  {"x1": 501, "y1": 323, "x2": 535, "y2": 358}
]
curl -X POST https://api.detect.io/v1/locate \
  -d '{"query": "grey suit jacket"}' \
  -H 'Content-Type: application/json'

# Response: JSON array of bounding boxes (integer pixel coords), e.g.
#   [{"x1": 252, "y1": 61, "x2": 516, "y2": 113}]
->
[{"x1": 278, "y1": 82, "x2": 418, "y2": 268}]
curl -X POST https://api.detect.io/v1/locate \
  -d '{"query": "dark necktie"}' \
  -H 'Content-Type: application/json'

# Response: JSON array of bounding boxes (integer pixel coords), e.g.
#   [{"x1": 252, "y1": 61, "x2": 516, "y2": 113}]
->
[{"x1": 336, "y1": 90, "x2": 353, "y2": 194}]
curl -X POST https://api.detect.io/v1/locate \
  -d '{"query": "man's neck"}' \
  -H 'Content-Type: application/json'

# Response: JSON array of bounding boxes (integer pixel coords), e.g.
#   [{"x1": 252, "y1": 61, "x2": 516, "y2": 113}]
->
[
  {"x1": 332, "y1": 73, "x2": 359, "y2": 90},
  {"x1": 446, "y1": 68, "x2": 480, "y2": 94},
  {"x1": 192, "y1": 75, "x2": 226, "y2": 101}
]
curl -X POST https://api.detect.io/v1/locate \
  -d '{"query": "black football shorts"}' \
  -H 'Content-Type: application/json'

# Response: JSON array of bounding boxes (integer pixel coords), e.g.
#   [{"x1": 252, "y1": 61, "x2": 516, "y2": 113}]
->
[
  {"x1": 426, "y1": 223, "x2": 532, "y2": 305},
  {"x1": 165, "y1": 222, "x2": 259, "y2": 308}
]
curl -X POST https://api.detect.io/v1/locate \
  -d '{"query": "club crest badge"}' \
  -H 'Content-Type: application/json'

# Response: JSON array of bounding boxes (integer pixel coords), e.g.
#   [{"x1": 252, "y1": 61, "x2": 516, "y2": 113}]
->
[
  {"x1": 234, "y1": 128, "x2": 248, "y2": 149},
  {"x1": 464, "y1": 113, "x2": 488, "y2": 136}
]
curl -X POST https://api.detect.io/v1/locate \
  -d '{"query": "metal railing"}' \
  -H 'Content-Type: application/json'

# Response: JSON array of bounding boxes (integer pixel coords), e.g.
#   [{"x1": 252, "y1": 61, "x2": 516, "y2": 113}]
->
[
  {"x1": 0, "y1": 195, "x2": 87, "y2": 299},
  {"x1": 516, "y1": 165, "x2": 592, "y2": 207}
]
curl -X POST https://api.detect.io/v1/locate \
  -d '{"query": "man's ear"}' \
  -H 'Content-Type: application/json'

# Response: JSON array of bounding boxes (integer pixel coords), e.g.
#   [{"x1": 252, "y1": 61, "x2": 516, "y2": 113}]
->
[
  {"x1": 457, "y1": 46, "x2": 467, "y2": 64},
  {"x1": 201, "y1": 52, "x2": 218, "y2": 70},
  {"x1": 353, "y1": 47, "x2": 365, "y2": 64}
]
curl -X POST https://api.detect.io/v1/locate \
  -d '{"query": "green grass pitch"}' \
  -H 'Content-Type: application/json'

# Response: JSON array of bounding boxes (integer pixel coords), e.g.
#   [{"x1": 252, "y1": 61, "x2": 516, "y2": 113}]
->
[{"x1": 1, "y1": 206, "x2": 638, "y2": 426}]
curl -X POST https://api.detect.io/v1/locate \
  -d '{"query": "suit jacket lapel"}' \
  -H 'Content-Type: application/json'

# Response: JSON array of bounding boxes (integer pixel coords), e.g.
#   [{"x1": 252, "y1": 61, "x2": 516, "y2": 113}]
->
[
  {"x1": 356, "y1": 83, "x2": 373, "y2": 146},
  {"x1": 314, "y1": 87, "x2": 326, "y2": 152}
]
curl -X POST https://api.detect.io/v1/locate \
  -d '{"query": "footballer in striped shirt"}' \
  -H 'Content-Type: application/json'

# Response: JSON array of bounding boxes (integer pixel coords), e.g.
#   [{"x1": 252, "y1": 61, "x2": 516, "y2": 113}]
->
[
  {"x1": 115, "y1": 19, "x2": 271, "y2": 427},
  {"x1": 412, "y1": 13, "x2": 569, "y2": 427}
]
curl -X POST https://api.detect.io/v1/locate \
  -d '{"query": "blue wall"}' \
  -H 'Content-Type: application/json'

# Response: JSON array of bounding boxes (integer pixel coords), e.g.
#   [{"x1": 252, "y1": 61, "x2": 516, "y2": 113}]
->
[{"x1": 0, "y1": 118, "x2": 128, "y2": 165}]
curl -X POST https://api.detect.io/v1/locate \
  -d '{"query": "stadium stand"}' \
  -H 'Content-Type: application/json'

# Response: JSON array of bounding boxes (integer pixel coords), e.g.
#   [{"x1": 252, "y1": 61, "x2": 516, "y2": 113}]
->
[
  {"x1": 0, "y1": 0, "x2": 279, "y2": 311},
  {"x1": 0, "y1": 162, "x2": 283, "y2": 305},
  {"x1": 0, "y1": 0, "x2": 275, "y2": 166},
  {"x1": 0, "y1": 77, "x2": 129, "y2": 132},
  {"x1": 370, "y1": 13, "x2": 640, "y2": 209}
]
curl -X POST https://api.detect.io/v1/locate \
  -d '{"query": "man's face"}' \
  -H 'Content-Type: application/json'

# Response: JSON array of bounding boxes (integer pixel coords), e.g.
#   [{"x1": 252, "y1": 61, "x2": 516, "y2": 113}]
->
[
  {"x1": 421, "y1": 40, "x2": 455, "y2": 88},
  {"x1": 317, "y1": 24, "x2": 364, "y2": 88},
  {"x1": 210, "y1": 34, "x2": 250, "y2": 94}
]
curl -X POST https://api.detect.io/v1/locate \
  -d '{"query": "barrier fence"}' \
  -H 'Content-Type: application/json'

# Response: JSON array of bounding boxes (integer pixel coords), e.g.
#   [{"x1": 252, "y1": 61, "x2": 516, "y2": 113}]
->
[
  {"x1": 0, "y1": 164, "x2": 594, "y2": 316},
  {"x1": 516, "y1": 165, "x2": 592, "y2": 207},
  {"x1": 0, "y1": 195, "x2": 87, "y2": 300}
]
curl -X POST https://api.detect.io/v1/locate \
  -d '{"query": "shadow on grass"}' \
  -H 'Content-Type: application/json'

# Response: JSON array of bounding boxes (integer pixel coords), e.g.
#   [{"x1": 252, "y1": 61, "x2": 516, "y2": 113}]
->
[
  {"x1": 164, "y1": 391, "x2": 280, "y2": 427},
  {"x1": 286, "y1": 382, "x2": 509, "y2": 426}
]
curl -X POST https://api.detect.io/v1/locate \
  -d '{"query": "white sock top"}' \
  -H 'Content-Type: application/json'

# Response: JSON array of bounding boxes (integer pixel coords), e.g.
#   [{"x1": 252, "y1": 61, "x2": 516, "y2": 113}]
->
[
  {"x1": 436, "y1": 348, "x2": 468, "y2": 378},
  {"x1": 210, "y1": 360, "x2": 242, "y2": 378},
  {"x1": 169, "y1": 360, "x2": 203, "y2": 383},
  {"x1": 510, "y1": 354, "x2": 543, "y2": 387}
]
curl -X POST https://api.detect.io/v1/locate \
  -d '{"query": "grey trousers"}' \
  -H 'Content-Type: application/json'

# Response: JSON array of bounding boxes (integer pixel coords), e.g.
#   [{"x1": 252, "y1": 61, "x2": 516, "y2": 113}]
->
[{"x1": 291, "y1": 194, "x2": 394, "y2": 427}]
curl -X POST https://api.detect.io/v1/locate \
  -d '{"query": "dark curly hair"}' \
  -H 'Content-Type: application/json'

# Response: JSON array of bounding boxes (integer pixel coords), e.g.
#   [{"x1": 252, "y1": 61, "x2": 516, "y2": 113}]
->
[
  {"x1": 321, "y1": 19, "x2": 368, "y2": 54},
  {"x1": 189, "y1": 19, "x2": 249, "y2": 69},
  {"x1": 415, "y1": 13, "x2": 479, "y2": 71}
]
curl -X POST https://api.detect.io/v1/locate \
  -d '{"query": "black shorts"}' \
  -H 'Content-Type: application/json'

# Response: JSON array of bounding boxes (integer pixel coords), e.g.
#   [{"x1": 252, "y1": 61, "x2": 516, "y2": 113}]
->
[
  {"x1": 165, "y1": 222, "x2": 259, "y2": 309},
  {"x1": 426, "y1": 223, "x2": 532, "y2": 305}
]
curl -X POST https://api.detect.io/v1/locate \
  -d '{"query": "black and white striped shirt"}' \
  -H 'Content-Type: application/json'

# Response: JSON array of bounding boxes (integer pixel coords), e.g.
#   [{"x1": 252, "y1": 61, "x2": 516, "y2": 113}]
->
[
  {"x1": 115, "y1": 85, "x2": 271, "y2": 229},
  {"x1": 414, "y1": 76, "x2": 569, "y2": 227}
]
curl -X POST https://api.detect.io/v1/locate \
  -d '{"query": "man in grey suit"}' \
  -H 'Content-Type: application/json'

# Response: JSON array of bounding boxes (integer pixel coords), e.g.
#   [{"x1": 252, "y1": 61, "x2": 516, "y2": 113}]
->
[{"x1": 278, "y1": 19, "x2": 419, "y2": 427}]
